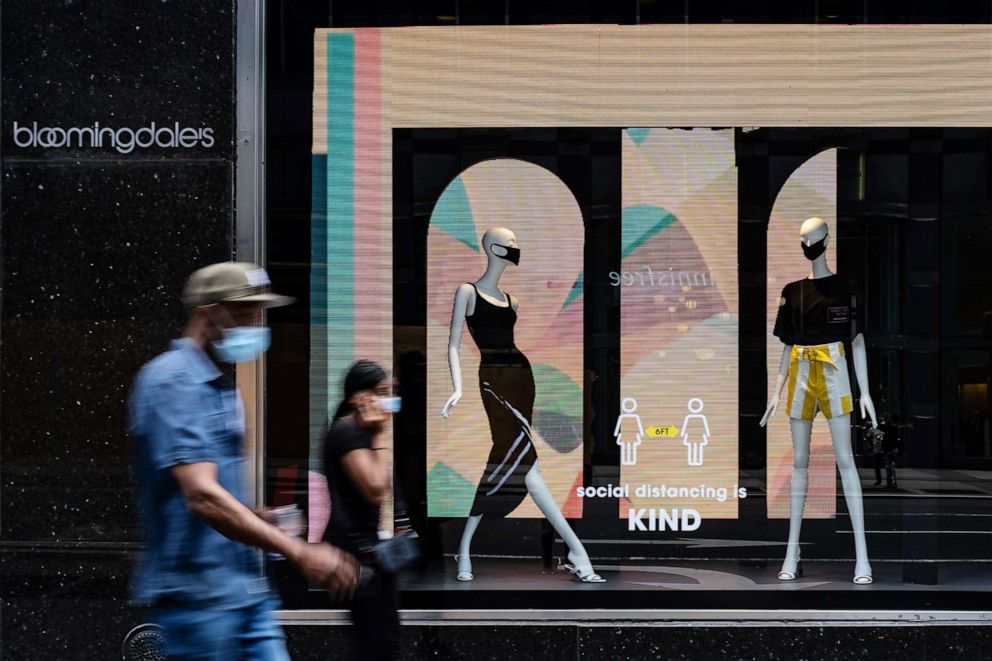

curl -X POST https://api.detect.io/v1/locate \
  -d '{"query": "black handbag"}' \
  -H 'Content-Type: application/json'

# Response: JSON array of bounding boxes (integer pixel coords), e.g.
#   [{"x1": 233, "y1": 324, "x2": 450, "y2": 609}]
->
[{"x1": 371, "y1": 531, "x2": 420, "y2": 573}]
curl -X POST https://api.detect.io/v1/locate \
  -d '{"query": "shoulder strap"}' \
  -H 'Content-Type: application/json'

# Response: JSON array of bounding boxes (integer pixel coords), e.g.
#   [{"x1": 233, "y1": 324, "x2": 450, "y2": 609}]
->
[{"x1": 466, "y1": 282, "x2": 482, "y2": 307}]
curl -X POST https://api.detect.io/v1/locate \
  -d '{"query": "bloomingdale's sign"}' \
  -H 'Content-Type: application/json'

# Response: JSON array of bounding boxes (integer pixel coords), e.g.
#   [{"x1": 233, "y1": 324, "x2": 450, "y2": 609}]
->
[{"x1": 10, "y1": 121, "x2": 215, "y2": 154}]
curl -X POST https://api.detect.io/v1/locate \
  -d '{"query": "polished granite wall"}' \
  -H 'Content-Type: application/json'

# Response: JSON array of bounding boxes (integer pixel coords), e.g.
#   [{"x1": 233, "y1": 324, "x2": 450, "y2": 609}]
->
[
  {"x1": 1, "y1": 0, "x2": 235, "y2": 656},
  {"x1": 282, "y1": 623, "x2": 992, "y2": 661}
]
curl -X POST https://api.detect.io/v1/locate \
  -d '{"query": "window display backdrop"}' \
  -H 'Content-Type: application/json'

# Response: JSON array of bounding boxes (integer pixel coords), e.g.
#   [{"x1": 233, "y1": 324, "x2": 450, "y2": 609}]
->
[
  {"x1": 426, "y1": 159, "x2": 585, "y2": 518},
  {"x1": 307, "y1": 24, "x2": 992, "y2": 573},
  {"x1": 619, "y1": 128, "x2": 740, "y2": 520}
]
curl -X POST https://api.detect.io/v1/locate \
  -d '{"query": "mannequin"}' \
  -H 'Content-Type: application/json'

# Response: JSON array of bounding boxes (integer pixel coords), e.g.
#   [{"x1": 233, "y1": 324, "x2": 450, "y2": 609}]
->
[
  {"x1": 442, "y1": 227, "x2": 604, "y2": 583},
  {"x1": 760, "y1": 217, "x2": 877, "y2": 584}
]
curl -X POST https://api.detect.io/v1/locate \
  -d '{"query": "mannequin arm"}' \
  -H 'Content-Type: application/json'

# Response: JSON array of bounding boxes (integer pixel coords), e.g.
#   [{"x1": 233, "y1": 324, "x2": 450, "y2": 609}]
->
[
  {"x1": 851, "y1": 333, "x2": 878, "y2": 428},
  {"x1": 759, "y1": 345, "x2": 790, "y2": 427},
  {"x1": 442, "y1": 284, "x2": 473, "y2": 418}
]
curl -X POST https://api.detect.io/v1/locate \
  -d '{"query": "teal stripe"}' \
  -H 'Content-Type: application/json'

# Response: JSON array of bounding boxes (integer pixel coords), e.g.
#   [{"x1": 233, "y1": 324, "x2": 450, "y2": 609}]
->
[
  {"x1": 310, "y1": 33, "x2": 355, "y2": 467},
  {"x1": 309, "y1": 155, "x2": 328, "y2": 468},
  {"x1": 326, "y1": 32, "x2": 355, "y2": 411}
]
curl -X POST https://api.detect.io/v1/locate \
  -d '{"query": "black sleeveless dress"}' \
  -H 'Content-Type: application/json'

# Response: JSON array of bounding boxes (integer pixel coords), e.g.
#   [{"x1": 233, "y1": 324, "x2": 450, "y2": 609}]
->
[{"x1": 466, "y1": 284, "x2": 537, "y2": 517}]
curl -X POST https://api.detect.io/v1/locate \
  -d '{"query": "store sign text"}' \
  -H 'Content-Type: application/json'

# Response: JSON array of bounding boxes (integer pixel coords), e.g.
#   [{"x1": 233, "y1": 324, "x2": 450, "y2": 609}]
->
[{"x1": 11, "y1": 121, "x2": 215, "y2": 154}]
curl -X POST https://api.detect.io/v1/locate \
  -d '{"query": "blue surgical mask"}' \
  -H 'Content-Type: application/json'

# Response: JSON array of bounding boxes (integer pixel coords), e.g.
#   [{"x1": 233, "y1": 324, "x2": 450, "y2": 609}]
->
[
  {"x1": 211, "y1": 326, "x2": 271, "y2": 364},
  {"x1": 380, "y1": 396, "x2": 402, "y2": 414}
]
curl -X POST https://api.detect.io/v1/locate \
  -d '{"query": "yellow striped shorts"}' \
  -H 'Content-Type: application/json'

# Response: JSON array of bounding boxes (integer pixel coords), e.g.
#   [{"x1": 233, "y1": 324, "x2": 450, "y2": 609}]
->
[{"x1": 786, "y1": 341, "x2": 854, "y2": 420}]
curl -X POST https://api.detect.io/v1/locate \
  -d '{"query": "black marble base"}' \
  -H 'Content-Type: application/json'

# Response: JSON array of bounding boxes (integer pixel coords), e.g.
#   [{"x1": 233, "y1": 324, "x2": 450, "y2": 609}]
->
[{"x1": 282, "y1": 623, "x2": 992, "y2": 661}]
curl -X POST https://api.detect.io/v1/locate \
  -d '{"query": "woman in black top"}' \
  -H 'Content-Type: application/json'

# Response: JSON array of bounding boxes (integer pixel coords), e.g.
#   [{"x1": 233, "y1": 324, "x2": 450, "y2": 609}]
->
[{"x1": 323, "y1": 360, "x2": 399, "y2": 660}]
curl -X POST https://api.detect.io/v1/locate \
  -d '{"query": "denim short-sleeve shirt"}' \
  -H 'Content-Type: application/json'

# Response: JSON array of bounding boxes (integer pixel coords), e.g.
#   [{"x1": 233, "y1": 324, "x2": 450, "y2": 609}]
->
[{"x1": 128, "y1": 338, "x2": 267, "y2": 607}]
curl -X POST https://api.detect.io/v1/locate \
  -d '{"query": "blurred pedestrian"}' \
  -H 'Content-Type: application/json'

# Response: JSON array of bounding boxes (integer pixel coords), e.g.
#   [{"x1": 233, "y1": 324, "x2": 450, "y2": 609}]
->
[
  {"x1": 128, "y1": 262, "x2": 357, "y2": 660},
  {"x1": 878, "y1": 414, "x2": 910, "y2": 488},
  {"x1": 323, "y1": 360, "x2": 402, "y2": 660}
]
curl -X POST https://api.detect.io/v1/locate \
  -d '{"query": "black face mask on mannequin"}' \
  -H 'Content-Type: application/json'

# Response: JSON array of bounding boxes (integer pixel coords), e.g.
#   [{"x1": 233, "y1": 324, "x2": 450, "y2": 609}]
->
[
  {"x1": 801, "y1": 236, "x2": 827, "y2": 261},
  {"x1": 492, "y1": 244, "x2": 521, "y2": 265}
]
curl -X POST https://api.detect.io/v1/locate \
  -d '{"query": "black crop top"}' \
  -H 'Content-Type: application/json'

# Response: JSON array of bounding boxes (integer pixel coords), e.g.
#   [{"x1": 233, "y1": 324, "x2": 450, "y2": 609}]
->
[{"x1": 773, "y1": 275, "x2": 857, "y2": 347}]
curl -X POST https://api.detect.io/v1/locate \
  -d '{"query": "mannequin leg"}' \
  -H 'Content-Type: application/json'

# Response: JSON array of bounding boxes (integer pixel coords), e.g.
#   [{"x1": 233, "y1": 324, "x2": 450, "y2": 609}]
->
[
  {"x1": 827, "y1": 415, "x2": 872, "y2": 583},
  {"x1": 456, "y1": 514, "x2": 482, "y2": 581},
  {"x1": 780, "y1": 418, "x2": 812, "y2": 580},
  {"x1": 524, "y1": 462, "x2": 603, "y2": 581}
]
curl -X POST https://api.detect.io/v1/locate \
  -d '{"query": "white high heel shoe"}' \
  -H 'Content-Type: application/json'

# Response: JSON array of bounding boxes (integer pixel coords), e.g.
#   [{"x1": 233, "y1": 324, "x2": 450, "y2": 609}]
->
[
  {"x1": 853, "y1": 560, "x2": 873, "y2": 585},
  {"x1": 563, "y1": 551, "x2": 606, "y2": 583},
  {"x1": 455, "y1": 554, "x2": 474, "y2": 581},
  {"x1": 778, "y1": 550, "x2": 803, "y2": 581}
]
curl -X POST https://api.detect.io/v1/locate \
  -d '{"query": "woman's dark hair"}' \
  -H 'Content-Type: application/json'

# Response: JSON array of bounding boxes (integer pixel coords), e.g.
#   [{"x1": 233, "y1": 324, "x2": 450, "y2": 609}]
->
[{"x1": 332, "y1": 359, "x2": 388, "y2": 420}]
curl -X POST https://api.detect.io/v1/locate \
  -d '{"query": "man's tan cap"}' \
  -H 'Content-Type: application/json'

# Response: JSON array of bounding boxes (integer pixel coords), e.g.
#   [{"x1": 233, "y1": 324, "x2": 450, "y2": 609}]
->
[{"x1": 182, "y1": 262, "x2": 295, "y2": 308}]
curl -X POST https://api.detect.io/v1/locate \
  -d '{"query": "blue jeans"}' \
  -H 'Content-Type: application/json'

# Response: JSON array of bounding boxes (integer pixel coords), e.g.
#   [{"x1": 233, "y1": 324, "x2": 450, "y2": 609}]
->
[{"x1": 154, "y1": 596, "x2": 290, "y2": 661}]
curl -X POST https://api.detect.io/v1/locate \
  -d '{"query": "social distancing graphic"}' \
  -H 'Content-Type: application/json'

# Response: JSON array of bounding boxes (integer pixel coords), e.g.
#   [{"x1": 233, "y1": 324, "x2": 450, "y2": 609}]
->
[{"x1": 619, "y1": 128, "x2": 739, "y2": 519}]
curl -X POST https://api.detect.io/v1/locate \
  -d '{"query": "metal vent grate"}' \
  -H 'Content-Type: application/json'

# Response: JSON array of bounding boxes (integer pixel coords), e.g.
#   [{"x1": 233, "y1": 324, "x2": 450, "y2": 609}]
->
[{"x1": 121, "y1": 623, "x2": 167, "y2": 661}]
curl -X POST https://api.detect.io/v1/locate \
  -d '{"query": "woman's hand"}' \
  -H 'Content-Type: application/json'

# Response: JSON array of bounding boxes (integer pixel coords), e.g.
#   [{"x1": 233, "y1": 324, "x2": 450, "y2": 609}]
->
[
  {"x1": 351, "y1": 390, "x2": 386, "y2": 434},
  {"x1": 441, "y1": 390, "x2": 462, "y2": 418}
]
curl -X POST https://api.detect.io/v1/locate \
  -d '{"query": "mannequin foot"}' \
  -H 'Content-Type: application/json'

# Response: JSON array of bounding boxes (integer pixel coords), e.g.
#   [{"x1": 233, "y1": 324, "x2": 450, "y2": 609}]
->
[
  {"x1": 455, "y1": 555, "x2": 474, "y2": 582},
  {"x1": 778, "y1": 549, "x2": 803, "y2": 581},
  {"x1": 564, "y1": 551, "x2": 606, "y2": 583},
  {"x1": 854, "y1": 560, "x2": 873, "y2": 585}
]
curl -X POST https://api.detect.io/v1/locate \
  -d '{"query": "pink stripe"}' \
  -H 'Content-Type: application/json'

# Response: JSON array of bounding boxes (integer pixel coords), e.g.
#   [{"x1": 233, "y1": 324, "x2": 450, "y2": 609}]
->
[{"x1": 352, "y1": 30, "x2": 386, "y2": 361}]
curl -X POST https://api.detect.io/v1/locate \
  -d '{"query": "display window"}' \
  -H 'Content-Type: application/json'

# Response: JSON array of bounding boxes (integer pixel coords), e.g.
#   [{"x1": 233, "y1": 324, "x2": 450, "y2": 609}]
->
[{"x1": 264, "y1": 22, "x2": 992, "y2": 611}]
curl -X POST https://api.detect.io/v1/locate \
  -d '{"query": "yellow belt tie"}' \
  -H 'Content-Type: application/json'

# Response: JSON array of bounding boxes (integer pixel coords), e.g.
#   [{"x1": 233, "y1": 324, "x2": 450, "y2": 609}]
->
[{"x1": 792, "y1": 343, "x2": 844, "y2": 366}]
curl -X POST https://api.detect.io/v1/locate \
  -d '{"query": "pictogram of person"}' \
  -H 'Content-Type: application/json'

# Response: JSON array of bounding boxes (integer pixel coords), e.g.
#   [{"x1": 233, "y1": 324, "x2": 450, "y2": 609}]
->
[
  {"x1": 614, "y1": 397, "x2": 645, "y2": 466},
  {"x1": 680, "y1": 398, "x2": 710, "y2": 466}
]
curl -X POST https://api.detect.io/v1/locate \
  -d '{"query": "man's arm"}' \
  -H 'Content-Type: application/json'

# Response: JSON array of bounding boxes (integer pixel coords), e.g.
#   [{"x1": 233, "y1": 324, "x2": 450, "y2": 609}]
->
[{"x1": 172, "y1": 462, "x2": 357, "y2": 598}]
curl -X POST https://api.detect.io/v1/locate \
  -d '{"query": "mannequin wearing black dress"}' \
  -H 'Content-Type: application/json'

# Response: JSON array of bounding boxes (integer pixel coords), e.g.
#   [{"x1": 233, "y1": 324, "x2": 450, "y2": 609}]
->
[
  {"x1": 441, "y1": 227, "x2": 603, "y2": 583},
  {"x1": 465, "y1": 283, "x2": 537, "y2": 517}
]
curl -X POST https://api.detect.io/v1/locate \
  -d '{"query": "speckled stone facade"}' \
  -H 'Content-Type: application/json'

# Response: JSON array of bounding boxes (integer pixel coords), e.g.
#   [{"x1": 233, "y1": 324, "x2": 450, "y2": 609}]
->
[{"x1": 1, "y1": 1, "x2": 234, "y2": 657}]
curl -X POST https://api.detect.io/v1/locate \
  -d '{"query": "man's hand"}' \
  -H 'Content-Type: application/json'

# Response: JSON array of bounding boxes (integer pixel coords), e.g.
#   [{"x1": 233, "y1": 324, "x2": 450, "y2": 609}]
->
[{"x1": 291, "y1": 540, "x2": 360, "y2": 601}]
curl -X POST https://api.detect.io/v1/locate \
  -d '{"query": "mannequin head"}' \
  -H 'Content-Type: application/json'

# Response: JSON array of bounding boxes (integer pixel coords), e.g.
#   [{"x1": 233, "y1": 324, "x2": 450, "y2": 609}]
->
[
  {"x1": 481, "y1": 227, "x2": 520, "y2": 267},
  {"x1": 799, "y1": 217, "x2": 829, "y2": 261}
]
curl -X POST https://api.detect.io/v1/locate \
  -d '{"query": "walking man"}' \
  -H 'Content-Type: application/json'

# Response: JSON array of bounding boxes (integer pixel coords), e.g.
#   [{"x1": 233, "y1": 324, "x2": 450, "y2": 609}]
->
[{"x1": 129, "y1": 262, "x2": 357, "y2": 659}]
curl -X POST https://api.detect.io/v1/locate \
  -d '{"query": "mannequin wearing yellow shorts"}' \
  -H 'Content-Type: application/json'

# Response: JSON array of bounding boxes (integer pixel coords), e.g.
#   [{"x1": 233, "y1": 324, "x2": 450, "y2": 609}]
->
[{"x1": 760, "y1": 217, "x2": 878, "y2": 585}]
